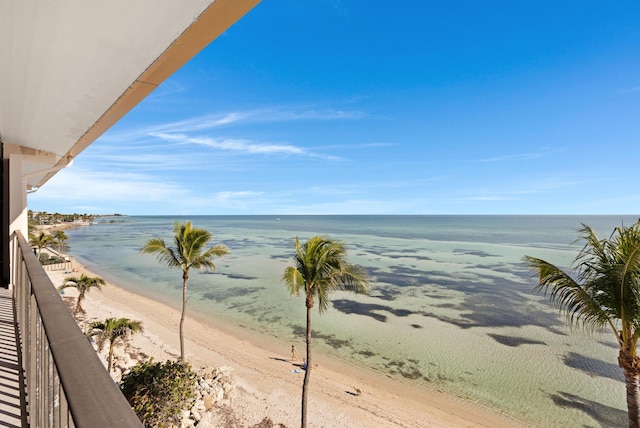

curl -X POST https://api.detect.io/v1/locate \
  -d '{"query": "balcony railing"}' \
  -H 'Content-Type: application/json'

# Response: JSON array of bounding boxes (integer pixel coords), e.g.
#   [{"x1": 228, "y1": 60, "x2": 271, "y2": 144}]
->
[{"x1": 11, "y1": 230, "x2": 142, "y2": 427}]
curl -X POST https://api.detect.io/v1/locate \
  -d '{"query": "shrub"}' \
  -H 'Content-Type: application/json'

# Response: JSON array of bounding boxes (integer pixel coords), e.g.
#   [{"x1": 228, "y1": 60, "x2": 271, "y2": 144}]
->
[
  {"x1": 120, "y1": 359, "x2": 197, "y2": 427},
  {"x1": 38, "y1": 253, "x2": 67, "y2": 265},
  {"x1": 42, "y1": 255, "x2": 66, "y2": 265}
]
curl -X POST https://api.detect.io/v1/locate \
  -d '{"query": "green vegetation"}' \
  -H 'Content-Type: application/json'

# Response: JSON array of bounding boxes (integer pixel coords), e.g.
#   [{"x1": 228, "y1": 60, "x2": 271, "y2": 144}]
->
[
  {"x1": 29, "y1": 210, "x2": 97, "y2": 226},
  {"x1": 525, "y1": 220, "x2": 640, "y2": 428},
  {"x1": 29, "y1": 231, "x2": 53, "y2": 255},
  {"x1": 120, "y1": 359, "x2": 197, "y2": 427},
  {"x1": 88, "y1": 317, "x2": 143, "y2": 373},
  {"x1": 57, "y1": 274, "x2": 105, "y2": 316},
  {"x1": 38, "y1": 253, "x2": 67, "y2": 265},
  {"x1": 53, "y1": 229, "x2": 68, "y2": 252},
  {"x1": 141, "y1": 220, "x2": 229, "y2": 362},
  {"x1": 282, "y1": 235, "x2": 369, "y2": 428}
]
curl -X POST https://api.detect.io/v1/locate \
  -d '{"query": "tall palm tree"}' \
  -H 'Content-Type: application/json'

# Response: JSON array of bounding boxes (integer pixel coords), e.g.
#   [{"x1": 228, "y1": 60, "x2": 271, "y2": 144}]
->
[
  {"x1": 88, "y1": 317, "x2": 143, "y2": 373},
  {"x1": 141, "y1": 220, "x2": 229, "y2": 362},
  {"x1": 57, "y1": 274, "x2": 106, "y2": 315},
  {"x1": 525, "y1": 221, "x2": 640, "y2": 428},
  {"x1": 282, "y1": 235, "x2": 370, "y2": 428},
  {"x1": 29, "y1": 231, "x2": 53, "y2": 255},
  {"x1": 53, "y1": 230, "x2": 68, "y2": 252}
]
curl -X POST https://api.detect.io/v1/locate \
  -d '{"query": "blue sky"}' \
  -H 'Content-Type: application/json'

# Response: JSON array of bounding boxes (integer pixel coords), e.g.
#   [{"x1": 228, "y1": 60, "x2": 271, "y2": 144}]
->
[{"x1": 29, "y1": 1, "x2": 640, "y2": 215}]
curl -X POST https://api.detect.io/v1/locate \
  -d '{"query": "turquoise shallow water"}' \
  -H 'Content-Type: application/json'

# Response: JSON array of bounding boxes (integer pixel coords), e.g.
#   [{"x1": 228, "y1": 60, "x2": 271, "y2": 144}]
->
[{"x1": 64, "y1": 215, "x2": 638, "y2": 427}]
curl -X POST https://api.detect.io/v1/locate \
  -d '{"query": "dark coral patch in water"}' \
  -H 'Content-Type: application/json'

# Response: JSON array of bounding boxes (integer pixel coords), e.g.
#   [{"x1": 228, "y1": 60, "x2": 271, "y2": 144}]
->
[
  {"x1": 331, "y1": 299, "x2": 415, "y2": 322},
  {"x1": 201, "y1": 286, "x2": 265, "y2": 302},
  {"x1": 385, "y1": 360, "x2": 424, "y2": 380},
  {"x1": 488, "y1": 334, "x2": 546, "y2": 347},
  {"x1": 367, "y1": 266, "x2": 424, "y2": 288},
  {"x1": 550, "y1": 391, "x2": 627, "y2": 427},
  {"x1": 563, "y1": 352, "x2": 623, "y2": 382},
  {"x1": 453, "y1": 249, "x2": 497, "y2": 258},
  {"x1": 290, "y1": 325, "x2": 352, "y2": 349},
  {"x1": 371, "y1": 286, "x2": 402, "y2": 301},
  {"x1": 223, "y1": 273, "x2": 259, "y2": 280}
]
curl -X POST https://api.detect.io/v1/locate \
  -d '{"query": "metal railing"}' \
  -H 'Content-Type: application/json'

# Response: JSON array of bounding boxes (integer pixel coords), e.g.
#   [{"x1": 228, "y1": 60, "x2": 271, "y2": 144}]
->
[{"x1": 11, "y1": 230, "x2": 142, "y2": 427}]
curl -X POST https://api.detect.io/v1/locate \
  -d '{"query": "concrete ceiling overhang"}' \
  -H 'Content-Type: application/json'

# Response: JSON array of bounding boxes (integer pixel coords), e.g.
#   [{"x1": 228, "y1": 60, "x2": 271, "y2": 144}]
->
[{"x1": 0, "y1": 0, "x2": 260, "y2": 190}]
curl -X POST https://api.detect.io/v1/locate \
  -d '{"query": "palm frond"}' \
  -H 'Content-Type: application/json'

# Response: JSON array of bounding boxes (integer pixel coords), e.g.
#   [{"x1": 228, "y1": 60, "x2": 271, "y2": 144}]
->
[
  {"x1": 144, "y1": 221, "x2": 228, "y2": 273},
  {"x1": 283, "y1": 235, "x2": 370, "y2": 314},
  {"x1": 282, "y1": 266, "x2": 304, "y2": 297},
  {"x1": 89, "y1": 317, "x2": 144, "y2": 349},
  {"x1": 526, "y1": 220, "x2": 640, "y2": 339},
  {"x1": 58, "y1": 274, "x2": 105, "y2": 293},
  {"x1": 524, "y1": 256, "x2": 611, "y2": 330},
  {"x1": 191, "y1": 244, "x2": 230, "y2": 271},
  {"x1": 337, "y1": 264, "x2": 370, "y2": 294},
  {"x1": 142, "y1": 238, "x2": 181, "y2": 268}
]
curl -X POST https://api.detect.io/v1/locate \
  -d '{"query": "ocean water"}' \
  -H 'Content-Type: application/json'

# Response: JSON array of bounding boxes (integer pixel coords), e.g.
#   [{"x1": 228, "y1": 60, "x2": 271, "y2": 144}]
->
[{"x1": 63, "y1": 215, "x2": 638, "y2": 427}]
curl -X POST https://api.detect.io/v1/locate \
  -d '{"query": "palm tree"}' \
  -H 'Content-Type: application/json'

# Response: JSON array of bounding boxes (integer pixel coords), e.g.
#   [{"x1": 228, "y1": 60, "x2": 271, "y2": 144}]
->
[
  {"x1": 141, "y1": 220, "x2": 229, "y2": 362},
  {"x1": 57, "y1": 274, "x2": 106, "y2": 315},
  {"x1": 29, "y1": 231, "x2": 53, "y2": 255},
  {"x1": 53, "y1": 230, "x2": 68, "y2": 252},
  {"x1": 525, "y1": 221, "x2": 640, "y2": 428},
  {"x1": 282, "y1": 236, "x2": 370, "y2": 428},
  {"x1": 88, "y1": 317, "x2": 143, "y2": 373}
]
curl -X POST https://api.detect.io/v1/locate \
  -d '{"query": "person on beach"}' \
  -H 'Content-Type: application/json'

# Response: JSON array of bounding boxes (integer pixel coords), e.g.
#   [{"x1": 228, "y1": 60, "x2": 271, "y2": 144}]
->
[{"x1": 291, "y1": 345, "x2": 297, "y2": 361}]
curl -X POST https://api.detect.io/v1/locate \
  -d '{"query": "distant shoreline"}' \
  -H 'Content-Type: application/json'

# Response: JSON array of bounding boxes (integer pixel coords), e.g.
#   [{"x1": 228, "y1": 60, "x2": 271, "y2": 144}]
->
[{"x1": 35, "y1": 221, "x2": 91, "y2": 232}]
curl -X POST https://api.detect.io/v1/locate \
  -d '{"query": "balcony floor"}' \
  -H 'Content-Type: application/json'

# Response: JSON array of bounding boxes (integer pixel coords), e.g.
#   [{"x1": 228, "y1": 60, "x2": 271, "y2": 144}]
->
[{"x1": 0, "y1": 288, "x2": 23, "y2": 427}]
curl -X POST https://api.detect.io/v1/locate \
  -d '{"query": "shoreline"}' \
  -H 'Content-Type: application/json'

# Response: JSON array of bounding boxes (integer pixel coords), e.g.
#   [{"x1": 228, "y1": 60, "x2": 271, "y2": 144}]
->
[{"x1": 47, "y1": 253, "x2": 524, "y2": 427}]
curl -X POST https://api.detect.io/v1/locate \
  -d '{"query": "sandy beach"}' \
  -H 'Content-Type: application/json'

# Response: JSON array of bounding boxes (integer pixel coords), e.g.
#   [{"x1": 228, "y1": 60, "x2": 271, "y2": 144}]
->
[{"x1": 46, "y1": 254, "x2": 523, "y2": 427}]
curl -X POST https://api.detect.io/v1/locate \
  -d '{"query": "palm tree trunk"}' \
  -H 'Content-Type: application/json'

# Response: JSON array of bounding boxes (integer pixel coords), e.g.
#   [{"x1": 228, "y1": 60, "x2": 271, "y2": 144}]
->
[
  {"x1": 620, "y1": 348, "x2": 640, "y2": 428},
  {"x1": 624, "y1": 370, "x2": 640, "y2": 428},
  {"x1": 108, "y1": 341, "x2": 115, "y2": 373},
  {"x1": 179, "y1": 272, "x2": 188, "y2": 362},
  {"x1": 75, "y1": 296, "x2": 83, "y2": 316},
  {"x1": 301, "y1": 305, "x2": 312, "y2": 428}
]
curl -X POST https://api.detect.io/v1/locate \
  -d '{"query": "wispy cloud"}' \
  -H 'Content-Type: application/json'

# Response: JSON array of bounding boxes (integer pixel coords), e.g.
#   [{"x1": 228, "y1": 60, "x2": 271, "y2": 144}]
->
[
  {"x1": 275, "y1": 199, "x2": 406, "y2": 215},
  {"x1": 145, "y1": 81, "x2": 189, "y2": 101},
  {"x1": 463, "y1": 195, "x2": 513, "y2": 201},
  {"x1": 152, "y1": 133, "x2": 305, "y2": 155},
  {"x1": 30, "y1": 169, "x2": 190, "y2": 202},
  {"x1": 81, "y1": 150, "x2": 204, "y2": 171},
  {"x1": 212, "y1": 191, "x2": 267, "y2": 211},
  {"x1": 145, "y1": 113, "x2": 248, "y2": 134},
  {"x1": 320, "y1": 142, "x2": 393, "y2": 150},
  {"x1": 457, "y1": 177, "x2": 585, "y2": 203},
  {"x1": 477, "y1": 152, "x2": 543, "y2": 163},
  {"x1": 215, "y1": 190, "x2": 263, "y2": 201},
  {"x1": 621, "y1": 86, "x2": 640, "y2": 94},
  {"x1": 151, "y1": 132, "x2": 340, "y2": 160},
  {"x1": 29, "y1": 168, "x2": 274, "y2": 214},
  {"x1": 143, "y1": 107, "x2": 366, "y2": 134},
  {"x1": 96, "y1": 105, "x2": 362, "y2": 162}
]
